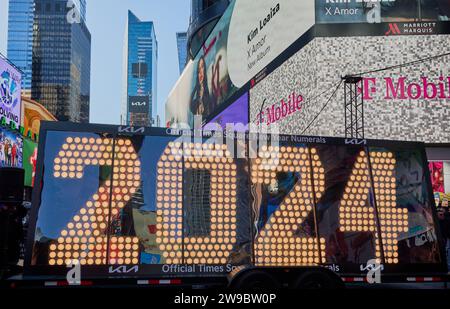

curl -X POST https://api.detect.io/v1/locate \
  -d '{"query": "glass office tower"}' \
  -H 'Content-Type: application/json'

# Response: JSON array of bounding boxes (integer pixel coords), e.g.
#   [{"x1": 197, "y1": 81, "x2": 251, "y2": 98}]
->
[
  {"x1": 7, "y1": 0, "x2": 35, "y2": 94},
  {"x1": 122, "y1": 10, "x2": 158, "y2": 127},
  {"x1": 7, "y1": 0, "x2": 86, "y2": 97},
  {"x1": 73, "y1": 0, "x2": 87, "y2": 22},
  {"x1": 31, "y1": 0, "x2": 91, "y2": 122},
  {"x1": 176, "y1": 32, "x2": 188, "y2": 74}
]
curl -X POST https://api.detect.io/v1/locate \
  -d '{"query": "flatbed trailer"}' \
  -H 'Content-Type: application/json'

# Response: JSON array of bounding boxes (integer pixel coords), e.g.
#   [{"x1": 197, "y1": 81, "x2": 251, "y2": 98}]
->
[{"x1": 4, "y1": 122, "x2": 448, "y2": 289}]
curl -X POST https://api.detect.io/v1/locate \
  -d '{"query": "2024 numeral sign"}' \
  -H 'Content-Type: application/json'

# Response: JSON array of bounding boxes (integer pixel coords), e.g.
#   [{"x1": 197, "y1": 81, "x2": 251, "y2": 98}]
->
[{"x1": 48, "y1": 138, "x2": 408, "y2": 266}]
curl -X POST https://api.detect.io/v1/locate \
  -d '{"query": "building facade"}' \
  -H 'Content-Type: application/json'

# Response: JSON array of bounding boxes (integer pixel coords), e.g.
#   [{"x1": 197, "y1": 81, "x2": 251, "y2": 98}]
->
[
  {"x1": 7, "y1": 0, "x2": 35, "y2": 95},
  {"x1": 122, "y1": 11, "x2": 158, "y2": 127},
  {"x1": 31, "y1": 0, "x2": 91, "y2": 123},
  {"x1": 176, "y1": 32, "x2": 188, "y2": 74},
  {"x1": 73, "y1": 0, "x2": 87, "y2": 22}
]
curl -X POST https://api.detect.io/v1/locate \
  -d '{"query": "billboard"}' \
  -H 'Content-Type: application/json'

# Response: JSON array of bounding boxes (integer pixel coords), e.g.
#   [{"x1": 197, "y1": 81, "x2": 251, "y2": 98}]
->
[
  {"x1": 22, "y1": 97, "x2": 57, "y2": 140},
  {"x1": 129, "y1": 95, "x2": 150, "y2": 114},
  {"x1": 26, "y1": 122, "x2": 445, "y2": 276},
  {"x1": 249, "y1": 34, "x2": 450, "y2": 143},
  {"x1": 315, "y1": 0, "x2": 450, "y2": 24},
  {"x1": 23, "y1": 138, "x2": 38, "y2": 187},
  {"x1": 0, "y1": 57, "x2": 22, "y2": 128},
  {"x1": 0, "y1": 127, "x2": 23, "y2": 168},
  {"x1": 165, "y1": 0, "x2": 315, "y2": 127},
  {"x1": 227, "y1": 0, "x2": 314, "y2": 88},
  {"x1": 164, "y1": 0, "x2": 239, "y2": 126}
]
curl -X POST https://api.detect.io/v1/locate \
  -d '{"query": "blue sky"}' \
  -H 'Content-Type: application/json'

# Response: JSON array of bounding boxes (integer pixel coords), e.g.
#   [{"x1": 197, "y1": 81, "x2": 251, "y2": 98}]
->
[{"x1": 0, "y1": 0, "x2": 190, "y2": 125}]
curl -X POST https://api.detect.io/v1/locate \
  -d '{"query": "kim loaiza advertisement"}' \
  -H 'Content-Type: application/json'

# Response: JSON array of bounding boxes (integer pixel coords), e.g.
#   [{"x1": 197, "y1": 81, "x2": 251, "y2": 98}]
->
[
  {"x1": 316, "y1": 0, "x2": 450, "y2": 24},
  {"x1": 166, "y1": 0, "x2": 315, "y2": 128},
  {"x1": 188, "y1": 1, "x2": 236, "y2": 122}
]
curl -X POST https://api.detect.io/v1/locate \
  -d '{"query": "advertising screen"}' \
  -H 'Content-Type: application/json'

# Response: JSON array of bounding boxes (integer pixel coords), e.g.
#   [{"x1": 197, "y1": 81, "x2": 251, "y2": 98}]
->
[
  {"x1": 0, "y1": 126, "x2": 23, "y2": 168},
  {"x1": 23, "y1": 138, "x2": 38, "y2": 187},
  {"x1": 26, "y1": 123, "x2": 445, "y2": 277},
  {"x1": 166, "y1": 2, "x2": 237, "y2": 128},
  {"x1": 22, "y1": 97, "x2": 57, "y2": 140},
  {"x1": 249, "y1": 33, "x2": 450, "y2": 143},
  {"x1": 0, "y1": 57, "x2": 22, "y2": 128},
  {"x1": 227, "y1": 0, "x2": 315, "y2": 88},
  {"x1": 165, "y1": 0, "x2": 315, "y2": 127},
  {"x1": 315, "y1": 0, "x2": 450, "y2": 24}
]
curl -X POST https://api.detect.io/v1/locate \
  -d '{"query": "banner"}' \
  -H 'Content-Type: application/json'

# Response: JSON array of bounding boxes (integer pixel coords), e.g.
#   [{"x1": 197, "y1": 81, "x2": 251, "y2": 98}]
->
[
  {"x1": 0, "y1": 126, "x2": 23, "y2": 168},
  {"x1": 0, "y1": 57, "x2": 22, "y2": 128},
  {"x1": 23, "y1": 138, "x2": 38, "y2": 187}
]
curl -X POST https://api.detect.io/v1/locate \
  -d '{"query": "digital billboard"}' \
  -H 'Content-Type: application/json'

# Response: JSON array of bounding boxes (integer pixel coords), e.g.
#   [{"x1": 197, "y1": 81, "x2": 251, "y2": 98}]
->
[
  {"x1": 0, "y1": 57, "x2": 22, "y2": 128},
  {"x1": 26, "y1": 123, "x2": 445, "y2": 277},
  {"x1": 250, "y1": 34, "x2": 450, "y2": 143},
  {"x1": 166, "y1": 1, "x2": 236, "y2": 128},
  {"x1": 315, "y1": 0, "x2": 450, "y2": 24},
  {"x1": 22, "y1": 97, "x2": 57, "y2": 140},
  {"x1": 227, "y1": 0, "x2": 315, "y2": 88},
  {"x1": 165, "y1": 0, "x2": 315, "y2": 127},
  {"x1": 23, "y1": 138, "x2": 38, "y2": 187},
  {"x1": 0, "y1": 126, "x2": 23, "y2": 168}
]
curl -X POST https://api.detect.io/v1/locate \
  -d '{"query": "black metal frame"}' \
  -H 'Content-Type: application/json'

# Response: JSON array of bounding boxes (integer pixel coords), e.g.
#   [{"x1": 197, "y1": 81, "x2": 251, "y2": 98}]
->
[{"x1": 343, "y1": 76, "x2": 365, "y2": 139}]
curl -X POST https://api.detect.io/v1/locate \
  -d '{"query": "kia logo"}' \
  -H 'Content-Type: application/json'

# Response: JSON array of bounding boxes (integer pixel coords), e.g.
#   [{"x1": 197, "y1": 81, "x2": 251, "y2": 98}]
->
[
  {"x1": 345, "y1": 139, "x2": 367, "y2": 145},
  {"x1": 108, "y1": 265, "x2": 139, "y2": 274},
  {"x1": 132, "y1": 101, "x2": 146, "y2": 106}
]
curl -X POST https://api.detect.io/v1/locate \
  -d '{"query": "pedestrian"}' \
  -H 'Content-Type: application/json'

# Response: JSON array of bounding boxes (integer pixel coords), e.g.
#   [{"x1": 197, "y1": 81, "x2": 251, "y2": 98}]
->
[
  {"x1": 437, "y1": 207, "x2": 450, "y2": 270},
  {"x1": 11, "y1": 143, "x2": 17, "y2": 167},
  {"x1": 0, "y1": 142, "x2": 4, "y2": 166},
  {"x1": 4, "y1": 140, "x2": 10, "y2": 166}
]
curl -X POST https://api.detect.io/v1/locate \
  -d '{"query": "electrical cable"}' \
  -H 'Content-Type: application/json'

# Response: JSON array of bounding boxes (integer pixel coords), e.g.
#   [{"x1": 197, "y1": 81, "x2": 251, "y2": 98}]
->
[{"x1": 300, "y1": 80, "x2": 344, "y2": 135}]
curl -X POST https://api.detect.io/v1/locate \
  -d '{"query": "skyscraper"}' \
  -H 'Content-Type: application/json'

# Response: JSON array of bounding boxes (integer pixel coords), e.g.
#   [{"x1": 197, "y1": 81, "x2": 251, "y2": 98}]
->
[
  {"x1": 7, "y1": 0, "x2": 35, "y2": 95},
  {"x1": 31, "y1": 0, "x2": 91, "y2": 123},
  {"x1": 176, "y1": 32, "x2": 188, "y2": 74},
  {"x1": 122, "y1": 10, "x2": 158, "y2": 127},
  {"x1": 72, "y1": 0, "x2": 87, "y2": 22}
]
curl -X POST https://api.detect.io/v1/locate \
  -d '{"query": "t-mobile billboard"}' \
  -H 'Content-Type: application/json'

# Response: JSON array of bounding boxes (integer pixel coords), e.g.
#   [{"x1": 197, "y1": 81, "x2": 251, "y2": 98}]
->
[
  {"x1": 250, "y1": 34, "x2": 450, "y2": 143},
  {"x1": 0, "y1": 57, "x2": 22, "y2": 128}
]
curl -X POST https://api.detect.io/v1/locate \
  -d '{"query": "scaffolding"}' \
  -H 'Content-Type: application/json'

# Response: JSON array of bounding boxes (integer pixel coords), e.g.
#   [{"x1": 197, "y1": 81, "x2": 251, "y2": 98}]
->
[{"x1": 343, "y1": 75, "x2": 365, "y2": 139}]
